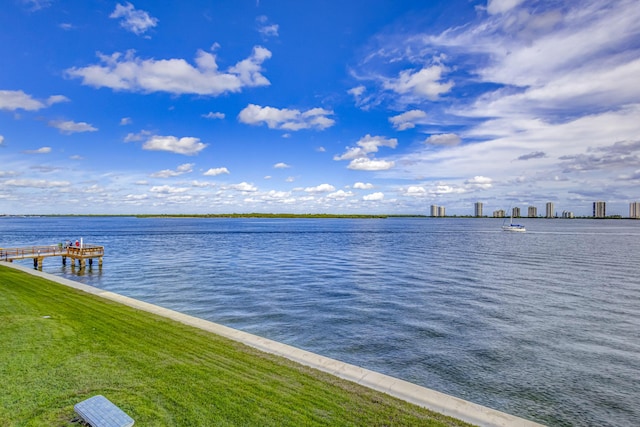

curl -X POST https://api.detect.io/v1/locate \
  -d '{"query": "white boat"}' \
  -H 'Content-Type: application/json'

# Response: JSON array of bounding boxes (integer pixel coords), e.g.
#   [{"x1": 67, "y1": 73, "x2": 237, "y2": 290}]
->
[{"x1": 502, "y1": 214, "x2": 526, "y2": 232}]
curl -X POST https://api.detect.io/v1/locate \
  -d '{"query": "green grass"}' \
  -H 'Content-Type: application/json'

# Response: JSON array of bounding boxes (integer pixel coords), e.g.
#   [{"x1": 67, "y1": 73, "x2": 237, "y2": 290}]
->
[{"x1": 0, "y1": 265, "x2": 471, "y2": 426}]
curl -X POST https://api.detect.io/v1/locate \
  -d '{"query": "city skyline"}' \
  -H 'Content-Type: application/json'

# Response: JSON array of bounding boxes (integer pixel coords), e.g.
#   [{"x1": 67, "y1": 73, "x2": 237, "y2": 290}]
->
[{"x1": 1, "y1": 1, "x2": 640, "y2": 216}]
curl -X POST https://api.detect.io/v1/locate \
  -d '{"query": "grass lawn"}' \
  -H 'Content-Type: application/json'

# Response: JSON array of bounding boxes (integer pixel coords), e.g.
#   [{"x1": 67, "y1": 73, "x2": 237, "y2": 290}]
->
[{"x1": 0, "y1": 265, "x2": 472, "y2": 426}]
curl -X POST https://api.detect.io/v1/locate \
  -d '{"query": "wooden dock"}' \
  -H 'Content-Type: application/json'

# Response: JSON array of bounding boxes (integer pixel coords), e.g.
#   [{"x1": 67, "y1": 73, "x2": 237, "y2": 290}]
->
[{"x1": 0, "y1": 244, "x2": 104, "y2": 269}]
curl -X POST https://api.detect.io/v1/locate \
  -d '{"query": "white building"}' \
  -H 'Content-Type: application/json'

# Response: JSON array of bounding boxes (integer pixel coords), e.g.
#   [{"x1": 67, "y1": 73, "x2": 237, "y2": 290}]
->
[
  {"x1": 629, "y1": 202, "x2": 640, "y2": 219},
  {"x1": 474, "y1": 202, "x2": 483, "y2": 217},
  {"x1": 528, "y1": 206, "x2": 537, "y2": 218},
  {"x1": 546, "y1": 202, "x2": 555, "y2": 218},
  {"x1": 593, "y1": 201, "x2": 606, "y2": 218}
]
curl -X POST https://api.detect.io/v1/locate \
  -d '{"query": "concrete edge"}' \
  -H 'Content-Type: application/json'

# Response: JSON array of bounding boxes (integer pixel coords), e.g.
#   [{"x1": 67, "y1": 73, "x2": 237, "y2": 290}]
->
[{"x1": 2, "y1": 262, "x2": 545, "y2": 427}]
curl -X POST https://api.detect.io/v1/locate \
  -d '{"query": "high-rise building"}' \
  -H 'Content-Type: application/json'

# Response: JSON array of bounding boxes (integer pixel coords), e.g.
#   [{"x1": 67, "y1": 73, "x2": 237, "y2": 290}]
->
[
  {"x1": 593, "y1": 201, "x2": 606, "y2": 218},
  {"x1": 630, "y1": 202, "x2": 640, "y2": 219},
  {"x1": 562, "y1": 211, "x2": 575, "y2": 219},
  {"x1": 430, "y1": 205, "x2": 439, "y2": 217},
  {"x1": 438, "y1": 206, "x2": 446, "y2": 217},
  {"x1": 512, "y1": 207, "x2": 521, "y2": 218},
  {"x1": 493, "y1": 209, "x2": 505, "y2": 218},
  {"x1": 528, "y1": 206, "x2": 537, "y2": 218},
  {"x1": 474, "y1": 202, "x2": 483, "y2": 217},
  {"x1": 546, "y1": 202, "x2": 554, "y2": 218}
]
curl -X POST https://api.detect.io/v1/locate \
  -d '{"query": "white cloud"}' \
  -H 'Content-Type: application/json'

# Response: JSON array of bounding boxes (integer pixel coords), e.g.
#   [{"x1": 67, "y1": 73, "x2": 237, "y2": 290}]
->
[
  {"x1": 23, "y1": 147, "x2": 51, "y2": 154},
  {"x1": 348, "y1": 85, "x2": 366, "y2": 98},
  {"x1": 203, "y1": 167, "x2": 230, "y2": 176},
  {"x1": 0, "y1": 90, "x2": 68, "y2": 111},
  {"x1": 110, "y1": 2, "x2": 158, "y2": 35},
  {"x1": 5, "y1": 179, "x2": 69, "y2": 188},
  {"x1": 120, "y1": 117, "x2": 132, "y2": 125},
  {"x1": 353, "y1": 182, "x2": 374, "y2": 189},
  {"x1": 274, "y1": 162, "x2": 290, "y2": 169},
  {"x1": 334, "y1": 134, "x2": 398, "y2": 161},
  {"x1": 48, "y1": 120, "x2": 98, "y2": 134},
  {"x1": 229, "y1": 182, "x2": 257, "y2": 192},
  {"x1": 326, "y1": 190, "x2": 353, "y2": 199},
  {"x1": 405, "y1": 186, "x2": 427, "y2": 197},
  {"x1": 150, "y1": 185, "x2": 189, "y2": 194},
  {"x1": 487, "y1": 0, "x2": 526, "y2": 15},
  {"x1": 150, "y1": 163, "x2": 194, "y2": 178},
  {"x1": 425, "y1": 133, "x2": 461, "y2": 146},
  {"x1": 21, "y1": 0, "x2": 52, "y2": 11},
  {"x1": 202, "y1": 112, "x2": 225, "y2": 119},
  {"x1": 143, "y1": 135, "x2": 207, "y2": 155},
  {"x1": 465, "y1": 176, "x2": 493, "y2": 190},
  {"x1": 363, "y1": 192, "x2": 384, "y2": 201},
  {"x1": 190, "y1": 180, "x2": 216, "y2": 188},
  {"x1": 389, "y1": 110, "x2": 428, "y2": 130},
  {"x1": 66, "y1": 47, "x2": 271, "y2": 96},
  {"x1": 347, "y1": 158, "x2": 395, "y2": 171},
  {"x1": 383, "y1": 65, "x2": 453, "y2": 101},
  {"x1": 304, "y1": 183, "x2": 335, "y2": 193},
  {"x1": 124, "y1": 130, "x2": 152, "y2": 142},
  {"x1": 0, "y1": 135, "x2": 4, "y2": 145},
  {"x1": 238, "y1": 104, "x2": 335, "y2": 131},
  {"x1": 259, "y1": 24, "x2": 279, "y2": 37}
]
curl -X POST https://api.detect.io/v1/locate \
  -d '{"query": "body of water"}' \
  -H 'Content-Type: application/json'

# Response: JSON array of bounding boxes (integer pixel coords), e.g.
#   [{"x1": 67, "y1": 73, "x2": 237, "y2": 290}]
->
[{"x1": 1, "y1": 216, "x2": 639, "y2": 426}]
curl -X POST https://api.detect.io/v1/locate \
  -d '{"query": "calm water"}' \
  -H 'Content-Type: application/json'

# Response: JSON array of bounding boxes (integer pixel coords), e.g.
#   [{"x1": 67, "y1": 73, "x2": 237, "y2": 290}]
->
[{"x1": 2, "y1": 216, "x2": 639, "y2": 426}]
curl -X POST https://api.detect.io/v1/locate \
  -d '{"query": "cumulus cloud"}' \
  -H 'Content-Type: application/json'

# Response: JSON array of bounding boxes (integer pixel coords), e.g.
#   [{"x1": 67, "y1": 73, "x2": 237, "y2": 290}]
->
[
  {"x1": 66, "y1": 47, "x2": 271, "y2": 96},
  {"x1": 304, "y1": 183, "x2": 335, "y2": 193},
  {"x1": 150, "y1": 185, "x2": 189, "y2": 194},
  {"x1": 23, "y1": 147, "x2": 51, "y2": 154},
  {"x1": 465, "y1": 176, "x2": 493, "y2": 189},
  {"x1": 424, "y1": 133, "x2": 461, "y2": 146},
  {"x1": 0, "y1": 135, "x2": 4, "y2": 146},
  {"x1": 229, "y1": 182, "x2": 257, "y2": 192},
  {"x1": 389, "y1": 110, "x2": 428, "y2": 130},
  {"x1": 383, "y1": 65, "x2": 453, "y2": 101},
  {"x1": 0, "y1": 90, "x2": 68, "y2": 111},
  {"x1": 238, "y1": 104, "x2": 335, "y2": 131},
  {"x1": 353, "y1": 182, "x2": 374, "y2": 189},
  {"x1": 203, "y1": 167, "x2": 230, "y2": 176},
  {"x1": 334, "y1": 134, "x2": 397, "y2": 170},
  {"x1": 363, "y1": 192, "x2": 384, "y2": 201},
  {"x1": 274, "y1": 162, "x2": 290, "y2": 169},
  {"x1": 48, "y1": 120, "x2": 98, "y2": 134},
  {"x1": 110, "y1": 2, "x2": 158, "y2": 35},
  {"x1": 334, "y1": 134, "x2": 398, "y2": 161},
  {"x1": 143, "y1": 135, "x2": 208, "y2": 155},
  {"x1": 202, "y1": 111, "x2": 225, "y2": 119},
  {"x1": 124, "y1": 130, "x2": 152, "y2": 142},
  {"x1": 405, "y1": 186, "x2": 428, "y2": 197},
  {"x1": 326, "y1": 190, "x2": 353, "y2": 199},
  {"x1": 150, "y1": 163, "x2": 194, "y2": 178},
  {"x1": 348, "y1": 158, "x2": 395, "y2": 171},
  {"x1": 120, "y1": 117, "x2": 132, "y2": 125}
]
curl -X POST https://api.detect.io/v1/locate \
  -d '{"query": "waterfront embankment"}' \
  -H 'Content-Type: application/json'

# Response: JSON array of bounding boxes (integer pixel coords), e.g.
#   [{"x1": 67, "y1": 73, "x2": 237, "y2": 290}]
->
[{"x1": 0, "y1": 262, "x2": 542, "y2": 426}]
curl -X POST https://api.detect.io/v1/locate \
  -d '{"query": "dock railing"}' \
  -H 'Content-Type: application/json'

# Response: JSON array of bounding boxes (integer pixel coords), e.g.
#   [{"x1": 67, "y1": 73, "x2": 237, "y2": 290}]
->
[{"x1": 0, "y1": 244, "x2": 104, "y2": 268}]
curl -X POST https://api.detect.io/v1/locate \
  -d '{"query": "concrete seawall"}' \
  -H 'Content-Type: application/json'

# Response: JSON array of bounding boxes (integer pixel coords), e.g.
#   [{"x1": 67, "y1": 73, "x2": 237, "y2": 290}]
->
[{"x1": 3, "y1": 262, "x2": 545, "y2": 427}]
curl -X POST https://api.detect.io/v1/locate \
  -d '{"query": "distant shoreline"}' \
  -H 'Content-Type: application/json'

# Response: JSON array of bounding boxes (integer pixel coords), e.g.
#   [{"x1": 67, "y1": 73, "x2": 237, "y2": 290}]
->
[{"x1": 1, "y1": 213, "x2": 637, "y2": 219}]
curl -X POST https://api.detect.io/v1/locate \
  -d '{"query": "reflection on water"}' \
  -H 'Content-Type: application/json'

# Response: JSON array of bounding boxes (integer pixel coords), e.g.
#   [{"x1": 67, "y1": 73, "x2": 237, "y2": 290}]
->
[{"x1": 2, "y1": 216, "x2": 639, "y2": 427}]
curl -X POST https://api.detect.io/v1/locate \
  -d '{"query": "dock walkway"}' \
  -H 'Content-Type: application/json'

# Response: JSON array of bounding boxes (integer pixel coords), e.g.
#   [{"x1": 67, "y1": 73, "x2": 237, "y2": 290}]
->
[{"x1": 0, "y1": 244, "x2": 104, "y2": 269}]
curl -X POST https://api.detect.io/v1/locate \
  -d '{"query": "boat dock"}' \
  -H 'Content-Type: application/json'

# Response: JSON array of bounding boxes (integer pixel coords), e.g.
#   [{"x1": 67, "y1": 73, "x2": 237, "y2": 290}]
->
[{"x1": 0, "y1": 244, "x2": 104, "y2": 269}]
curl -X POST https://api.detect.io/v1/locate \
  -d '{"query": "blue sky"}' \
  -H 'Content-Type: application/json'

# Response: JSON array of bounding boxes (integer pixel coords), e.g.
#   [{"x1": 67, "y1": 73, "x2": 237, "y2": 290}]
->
[{"x1": 1, "y1": 0, "x2": 640, "y2": 216}]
